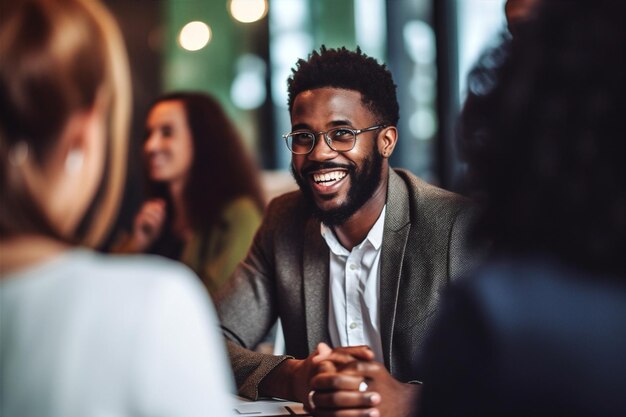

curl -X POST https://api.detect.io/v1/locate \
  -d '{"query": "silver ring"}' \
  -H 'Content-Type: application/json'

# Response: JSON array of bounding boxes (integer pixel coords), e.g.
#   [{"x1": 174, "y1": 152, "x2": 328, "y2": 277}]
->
[
  {"x1": 358, "y1": 381, "x2": 368, "y2": 392},
  {"x1": 307, "y1": 390, "x2": 316, "y2": 411}
]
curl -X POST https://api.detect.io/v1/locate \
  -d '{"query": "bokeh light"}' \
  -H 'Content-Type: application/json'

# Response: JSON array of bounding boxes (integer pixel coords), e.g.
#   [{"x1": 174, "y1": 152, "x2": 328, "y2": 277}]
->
[
  {"x1": 179, "y1": 21, "x2": 211, "y2": 51},
  {"x1": 229, "y1": 0, "x2": 268, "y2": 23},
  {"x1": 231, "y1": 54, "x2": 267, "y2": 110}
]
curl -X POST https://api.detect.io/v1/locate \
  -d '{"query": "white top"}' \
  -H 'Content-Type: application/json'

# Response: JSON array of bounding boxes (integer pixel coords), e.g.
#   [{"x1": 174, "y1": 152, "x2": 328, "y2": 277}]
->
[
  {"x1": 0, "y1": 249, "x2": 235, "y2": 417},
  {"x1": 322, "y1": 205, "x2": 386, "y2": 363}
]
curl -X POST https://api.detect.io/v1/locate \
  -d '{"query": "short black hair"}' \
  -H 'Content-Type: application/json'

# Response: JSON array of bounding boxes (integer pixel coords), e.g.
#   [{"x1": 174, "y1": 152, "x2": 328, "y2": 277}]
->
[
  {"x1": 287, "y1": 46, "x2": 399, "y2": 126},
  {"x1": 459, "y1": 0, "x2": 626, "y2": 277}
]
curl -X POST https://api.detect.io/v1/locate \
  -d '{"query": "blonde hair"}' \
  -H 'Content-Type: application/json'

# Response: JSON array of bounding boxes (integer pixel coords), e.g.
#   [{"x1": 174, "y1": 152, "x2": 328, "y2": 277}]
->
[{"x1": 0, "y1": 0, "x2": 131, "y2": 247}]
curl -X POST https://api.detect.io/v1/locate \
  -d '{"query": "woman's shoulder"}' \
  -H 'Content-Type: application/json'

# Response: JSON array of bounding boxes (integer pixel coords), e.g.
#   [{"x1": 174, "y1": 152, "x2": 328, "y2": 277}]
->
[
  {"x1": 219, "y1": 196, "x2": 263, "y2": 224},
  {"x1": 222, "y1": 195, "x2": 261, "y2": 213},
  {"x1": 10, "y1": 249, "x2": 209, "y2": 305},
  {"x1": 1, "y1": 249, "x2": 188, "y2": 287},
  {"x1": 1, "y1": 249, "x2": 215, "y2": 341},
  {"x1": 86, "y1": 250, "x2": 202, "y2": 289},
  {"x1": 449, "y1": 256, "x2": 626, "y2": 334},
  {"x1": 73, "y1": 250, "x2": 216, "y2": 326}
]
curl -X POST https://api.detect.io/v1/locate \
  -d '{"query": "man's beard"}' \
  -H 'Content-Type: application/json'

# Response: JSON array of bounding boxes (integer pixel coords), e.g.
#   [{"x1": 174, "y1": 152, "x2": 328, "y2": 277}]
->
[{"x1": 290, "y1": 150, "x2": 383, "y2": 226}]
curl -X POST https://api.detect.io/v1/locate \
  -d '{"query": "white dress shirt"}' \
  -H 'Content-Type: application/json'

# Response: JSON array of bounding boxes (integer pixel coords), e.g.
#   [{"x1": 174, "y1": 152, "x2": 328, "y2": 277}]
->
[{"x1": 322, "y1": 205, "x2": 386, "y2": 363}]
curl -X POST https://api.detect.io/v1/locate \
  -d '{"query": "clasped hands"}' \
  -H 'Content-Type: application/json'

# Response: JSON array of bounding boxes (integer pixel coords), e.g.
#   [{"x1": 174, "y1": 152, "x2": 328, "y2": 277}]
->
[{"x1": 290, "y1": 343, "x2": 421, "y2": 417}]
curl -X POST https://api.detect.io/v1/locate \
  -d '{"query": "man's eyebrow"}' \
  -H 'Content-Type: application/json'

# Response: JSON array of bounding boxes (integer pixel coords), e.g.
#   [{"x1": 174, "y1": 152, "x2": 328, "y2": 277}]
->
[
  {"x1": 329, "y1": 119, "x2": 353, "y2": 127},
  {"x1": 291, "y1": 119, "x2": 354, "y2": 131},
  {"x1": 291, "y1": 123, "x2": 311, "y2": 131}
]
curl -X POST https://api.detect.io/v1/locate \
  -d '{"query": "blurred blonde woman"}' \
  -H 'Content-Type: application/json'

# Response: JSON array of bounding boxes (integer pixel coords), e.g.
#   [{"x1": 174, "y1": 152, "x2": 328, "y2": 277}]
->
[{"x1": 0, "y1": 0, "x2": 234, "y2": 416}]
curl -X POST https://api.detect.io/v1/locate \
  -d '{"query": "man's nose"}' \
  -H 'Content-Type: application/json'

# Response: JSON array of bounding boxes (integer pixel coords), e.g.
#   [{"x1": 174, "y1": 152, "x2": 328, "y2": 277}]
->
[{"x1": 307, "y1": 133, "x2": 337, "y2": 161}]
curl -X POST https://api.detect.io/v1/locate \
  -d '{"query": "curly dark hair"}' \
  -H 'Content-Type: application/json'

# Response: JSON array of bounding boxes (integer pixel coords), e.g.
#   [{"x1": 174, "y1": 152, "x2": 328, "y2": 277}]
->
[
  {"x1": 459, "y1": 0, "x2": 625, "y2": 277},
  {"x1": 287, "y1": 46, "x2": 399, "y2": 126}
]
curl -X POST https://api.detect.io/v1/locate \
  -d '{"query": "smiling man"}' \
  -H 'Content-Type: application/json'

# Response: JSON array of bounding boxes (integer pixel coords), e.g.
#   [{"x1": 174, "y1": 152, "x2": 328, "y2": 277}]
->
[{"x1": 216, "y1": 46, "x2": 478, "y2": 417}]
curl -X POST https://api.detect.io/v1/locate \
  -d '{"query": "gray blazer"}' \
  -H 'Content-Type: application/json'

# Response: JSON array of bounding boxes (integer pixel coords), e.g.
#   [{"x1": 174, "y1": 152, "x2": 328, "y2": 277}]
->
[{"x1": 216, "y1": 168, "x2": 477, "y2": 399}]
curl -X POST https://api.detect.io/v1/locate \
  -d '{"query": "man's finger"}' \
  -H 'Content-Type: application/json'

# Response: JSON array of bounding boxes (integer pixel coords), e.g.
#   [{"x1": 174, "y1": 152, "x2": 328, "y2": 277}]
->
[
  {"x1": 312, "y1": 390, "x2": 381, "y2": 409},
  {"x1": 311, "y1": 372, "x2": 367, "y2": 391},
  {"x1": 332, "y1": 345, "x2": 375, "y2": 361}
]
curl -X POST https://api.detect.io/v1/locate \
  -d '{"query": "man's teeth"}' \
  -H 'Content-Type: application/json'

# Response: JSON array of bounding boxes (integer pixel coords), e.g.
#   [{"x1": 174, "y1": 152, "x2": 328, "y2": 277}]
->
[{"x1": 312, "y1": 171, "x2": 347, "y2": 184}]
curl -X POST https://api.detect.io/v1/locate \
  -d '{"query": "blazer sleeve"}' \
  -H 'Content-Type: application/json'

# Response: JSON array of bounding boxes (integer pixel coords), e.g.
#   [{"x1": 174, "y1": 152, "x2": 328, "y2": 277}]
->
[
  {"x1": 214, "y1": 196, "x2": 294, "y2": 400},
  {"x1": 448, "y1": 203, "x2": 483, "y2": 279}
]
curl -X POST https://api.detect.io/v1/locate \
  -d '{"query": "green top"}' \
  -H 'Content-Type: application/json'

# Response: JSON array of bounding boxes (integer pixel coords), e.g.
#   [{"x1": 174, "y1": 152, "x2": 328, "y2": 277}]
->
[{"x1": 180, "y1": 196, "x2": 262, "y2": 294}]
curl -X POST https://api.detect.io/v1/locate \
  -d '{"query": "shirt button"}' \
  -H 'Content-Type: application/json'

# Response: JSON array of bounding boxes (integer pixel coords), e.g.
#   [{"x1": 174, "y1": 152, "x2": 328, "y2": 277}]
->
[
  {"x1": 349, "y1": 264, "x2": 357, "y2": 270},
  {"x1": 349, "y1": 322, "x2": 357, "y2": 329}
]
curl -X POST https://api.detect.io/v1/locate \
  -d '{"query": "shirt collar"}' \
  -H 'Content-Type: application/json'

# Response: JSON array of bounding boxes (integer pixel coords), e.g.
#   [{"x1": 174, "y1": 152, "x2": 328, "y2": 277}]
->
[{"x1": 320, "y1": 205, "x2": 387, "y2": 254}]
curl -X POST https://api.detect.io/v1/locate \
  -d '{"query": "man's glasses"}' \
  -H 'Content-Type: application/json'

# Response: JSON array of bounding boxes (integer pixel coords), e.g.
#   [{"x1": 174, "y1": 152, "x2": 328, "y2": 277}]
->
[{"x1": 283, "y1": 124, "x2": 386, "y2": 155}]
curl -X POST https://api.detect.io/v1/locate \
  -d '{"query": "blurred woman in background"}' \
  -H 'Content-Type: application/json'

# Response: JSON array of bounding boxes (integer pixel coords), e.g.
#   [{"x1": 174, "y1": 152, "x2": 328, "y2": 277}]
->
[
  {"x1": 0, "y1": 1, "x2": 234, "y2": 415},
  {"x1": 116, "y1": 92, "x2": 264, "y2": 294}
]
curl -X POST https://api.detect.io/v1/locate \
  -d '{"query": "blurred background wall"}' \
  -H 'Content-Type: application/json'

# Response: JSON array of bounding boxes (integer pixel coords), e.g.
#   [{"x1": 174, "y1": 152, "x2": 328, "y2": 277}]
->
[{"x1": 102, "y1": 0, "x2": 507, "y2": 241}]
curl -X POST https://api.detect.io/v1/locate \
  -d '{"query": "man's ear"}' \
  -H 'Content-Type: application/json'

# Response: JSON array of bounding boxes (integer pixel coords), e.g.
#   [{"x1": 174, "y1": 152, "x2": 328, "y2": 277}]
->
[{"x1": 377, "y1": 126, "x2": 398, "y2": 158}]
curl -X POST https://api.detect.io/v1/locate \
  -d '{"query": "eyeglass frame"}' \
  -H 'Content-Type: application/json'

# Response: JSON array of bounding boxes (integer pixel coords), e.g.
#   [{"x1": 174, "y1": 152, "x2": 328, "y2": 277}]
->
[{"x1": 282, "y1": 124, "x2": 387, "y2": 155}]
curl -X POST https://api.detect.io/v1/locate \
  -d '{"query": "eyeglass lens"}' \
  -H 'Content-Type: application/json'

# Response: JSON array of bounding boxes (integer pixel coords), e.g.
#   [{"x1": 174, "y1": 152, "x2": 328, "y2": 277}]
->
[{"x1": 287, "y1": 128, "x2": 356, "y2": 154}]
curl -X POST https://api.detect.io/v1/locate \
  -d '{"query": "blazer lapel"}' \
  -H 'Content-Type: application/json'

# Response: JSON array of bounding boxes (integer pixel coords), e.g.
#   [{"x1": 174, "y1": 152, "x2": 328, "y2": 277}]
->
[
  {"x1": 379, "y1": 169, "x2": 411, "y2": 372},
  {"x1": 303, "y1": 216, "x2": 331, "y2": 353}
]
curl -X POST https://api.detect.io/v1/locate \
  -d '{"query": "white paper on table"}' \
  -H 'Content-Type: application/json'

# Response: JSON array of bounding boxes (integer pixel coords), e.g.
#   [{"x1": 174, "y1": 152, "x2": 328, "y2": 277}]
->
[{"x1": 233, "y1": 396, "x2": 308, "y2": 416}]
